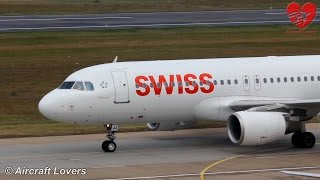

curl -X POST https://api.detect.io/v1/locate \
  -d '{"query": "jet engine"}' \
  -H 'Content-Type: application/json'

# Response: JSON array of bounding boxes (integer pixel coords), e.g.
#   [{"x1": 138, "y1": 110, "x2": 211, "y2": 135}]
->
[
  {"x1": 227, "y1": 111, "x2": 300, "y2": 145},
  {"x1": 147, "y1": 121, "x2": 196, "y2": 131}
]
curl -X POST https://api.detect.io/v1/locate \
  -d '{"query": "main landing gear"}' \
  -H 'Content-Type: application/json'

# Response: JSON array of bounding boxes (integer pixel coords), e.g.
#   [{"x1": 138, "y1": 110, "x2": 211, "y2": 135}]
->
[
  {"x1": 102, "y1": 124, "x2": 118, "y2": 152},
  {"x1": 291, "y1": 131, "x2": 316, "y2": 148}
]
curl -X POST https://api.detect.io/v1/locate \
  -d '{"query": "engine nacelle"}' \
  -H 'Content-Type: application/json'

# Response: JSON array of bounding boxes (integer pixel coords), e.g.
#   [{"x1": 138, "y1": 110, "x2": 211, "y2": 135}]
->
[
  {"x1": 228, "y1": 111, "x2": 288, "y2": 145},
  {"x1": 147, "y1": 121, "x2": 196, "y2": 131}
]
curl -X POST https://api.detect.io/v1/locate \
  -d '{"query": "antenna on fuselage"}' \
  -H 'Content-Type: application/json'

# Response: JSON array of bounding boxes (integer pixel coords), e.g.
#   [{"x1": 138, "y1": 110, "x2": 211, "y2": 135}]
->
[{"x1": 112, "y1": 56, "x2": 118, "y2": 63}]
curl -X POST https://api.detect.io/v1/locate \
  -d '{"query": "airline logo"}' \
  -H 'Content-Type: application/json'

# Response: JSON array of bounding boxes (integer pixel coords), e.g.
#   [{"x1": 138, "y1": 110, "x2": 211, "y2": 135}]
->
[{"x1": 135, "y1": 73, "x2": 214, "y2": 96}]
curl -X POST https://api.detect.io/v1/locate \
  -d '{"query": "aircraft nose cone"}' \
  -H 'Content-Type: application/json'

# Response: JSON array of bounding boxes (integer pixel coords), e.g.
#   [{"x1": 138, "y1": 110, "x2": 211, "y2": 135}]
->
[{"x1": 38, "y1": 93, "x2": 55, "y2": 119}]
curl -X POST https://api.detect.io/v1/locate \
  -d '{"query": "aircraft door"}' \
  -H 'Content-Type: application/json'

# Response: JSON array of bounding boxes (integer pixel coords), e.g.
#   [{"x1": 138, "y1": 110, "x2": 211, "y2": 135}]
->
[
  {"x1": 111, "y1": 71, "x2": 130, "y2": 103},
  {"x1": 253, "y1": 75, "x2": 261, "y2": 90},
  {"x1": 243, "y1": 75, "x2": 250, "y2": 91}
]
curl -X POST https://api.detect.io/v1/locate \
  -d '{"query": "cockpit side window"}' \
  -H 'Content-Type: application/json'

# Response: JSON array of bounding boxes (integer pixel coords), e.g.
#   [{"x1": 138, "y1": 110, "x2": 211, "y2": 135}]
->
[
  {"x1": 85, "y1": 82, "x2": 94, "y2": 91},
  {"x1": 59, "y1": 81, "x2": 75, "y2": 89},
  {"x1": 73, "y1": 81, "x2": 85, "y2": 91}
]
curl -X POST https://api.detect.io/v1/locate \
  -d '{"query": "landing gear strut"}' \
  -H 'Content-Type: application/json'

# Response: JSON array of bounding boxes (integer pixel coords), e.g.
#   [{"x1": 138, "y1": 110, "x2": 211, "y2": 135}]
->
[
  {"x1": 291, "y1": 131, "x2": 316, "y2": 148},
  {"x1": 102, "y1": 124, "x2": 118, "y2": 152}
]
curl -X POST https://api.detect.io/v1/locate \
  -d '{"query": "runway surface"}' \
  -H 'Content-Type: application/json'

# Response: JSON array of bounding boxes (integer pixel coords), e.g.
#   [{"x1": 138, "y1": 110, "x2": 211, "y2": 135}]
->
[
  {"x1": 0, "y1": 123, "x2": 319, "y2": 180},
  {"x1": 1, "y1": 9, "x2": 319, "y2": 32}
]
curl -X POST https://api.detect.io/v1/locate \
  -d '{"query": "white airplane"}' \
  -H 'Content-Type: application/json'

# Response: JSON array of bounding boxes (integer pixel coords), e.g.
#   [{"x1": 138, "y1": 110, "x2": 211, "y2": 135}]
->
[{"x1": 39, "y1": 55, "x2": 320, "y2": 152}]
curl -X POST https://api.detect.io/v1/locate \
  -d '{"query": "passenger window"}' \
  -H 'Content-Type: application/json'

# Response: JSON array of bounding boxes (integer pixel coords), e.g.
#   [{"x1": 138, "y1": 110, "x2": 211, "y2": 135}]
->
[
  {"x1": 284, "y1": 77, "x2": 287, "y2": 83},
  {"x1": 136, "y1": 83, "x2": 139, "y2": 88},
  {"x1": 171, "y1": 82, "x2": 175, "y2": 87},
  {"x1": 150, "y1": 83, "x2": 154, "y2": 88},
  {"x1": 234, "y1": 79, "x2": 238, "y2": 85},
  {"x1": 59, "y1": 81, "x2": 75, "y2": 89},
  {"x1": 143, "y1": 83, "x2": 147, "y2": 88},
  {"x1": 213, "y1": 80, "x2": 217, "y2": 85},
  {"x1": 85, "y1": 82, "x2": 94, "y2": 91},
  {"x1": 277, "y1": 77, "x2": 281, "y2": 83},
  {"x1": 263, "y1": 78, "x2": 267, "y2": 83},
  {"x1": 318, "y1": 76, "x2": 320, "y2": 81},
  {"x1": 270, "y1": 78, "x2": 274, "y2": 83},
  {"x1": 199, "y1": 81, "x2": 203, "y2": 86},
  {"x1": 206, "y1": 80, "x2": 211, "y2": 85},
  {"x1": 178, "y1": 82, "x2": 183, "y2": 87},
  {"x1": 256, "y1": 78, "x2": 259, "y2": 84},
  {"x1": 220, "y1": 80, "x2": 224, "y2": 85},
  {"x1": 73, "y1": 82, "x2": 85, "y2": 90},
  {"x1": 164, "y1": 82, "x2": 168, "y2": 87},
  {"x1": 185, "y1": 81, "x2": 189, "y2": 86},
  {"x1": 157, "y1": 82, "x2": 161, "y2": 88},
  {"x1": 245, "y1": 79, "x2": 248, "y2": 84},
  {"x1": 297, "y1": 77, "x2": 301, "y2": 82},
  {"x1": 291, "y1": 77, "x2": 294, "y2": 82},
  {"x1": 227, "y1": 79, "x2": 231, "y2": 85},
  {"x1": 311, "y1": 76, "x2": 314, "y2": 81},
  {"x1": 304, "y1": 76, "x2": 308, "y2": 82}
]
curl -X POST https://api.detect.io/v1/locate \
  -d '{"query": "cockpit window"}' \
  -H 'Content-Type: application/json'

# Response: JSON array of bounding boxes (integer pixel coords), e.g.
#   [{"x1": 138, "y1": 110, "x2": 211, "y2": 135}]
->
[
  {"x1": 59, "y1": 81, "x2": 94, "y2": 91},
  {"x1": 59, "y1": 81, "x2": 75, "y2": 89},
  {"x1": 85, "y1": 82, "x2": 94, "y2": 91},
  {"x1": 73, "y1": 81, "x2": 85, "y2": 91}
]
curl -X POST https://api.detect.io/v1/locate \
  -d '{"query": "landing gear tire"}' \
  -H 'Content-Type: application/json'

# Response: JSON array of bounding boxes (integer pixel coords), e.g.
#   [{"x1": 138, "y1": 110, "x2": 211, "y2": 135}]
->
[
  {"x1": 102, "y1": 124, "x2": 119, "y2": 152},
  {"x1": 291, "y1": 132, "x2": 315, "y2": 148},
  {"x1": 301, "y1": 132, "x2": 316, "y2": 148},
  {"x1": 102, "y1": 140, "x2": 117, "y2": 152},
  {"x1": 291, "y1": 132, "x2": 303, "y2": 148}
]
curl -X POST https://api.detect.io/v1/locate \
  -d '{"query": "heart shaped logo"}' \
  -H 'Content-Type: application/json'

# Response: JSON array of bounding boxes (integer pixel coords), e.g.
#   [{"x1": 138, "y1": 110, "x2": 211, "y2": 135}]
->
[{"x1": 287, "y1": 2, "x2": 317, "y2": 29}]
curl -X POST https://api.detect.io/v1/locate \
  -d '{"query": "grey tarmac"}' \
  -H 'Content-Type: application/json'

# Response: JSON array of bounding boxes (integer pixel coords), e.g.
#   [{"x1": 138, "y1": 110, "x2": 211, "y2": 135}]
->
[
  {"x1": 0, "y1": 124, "x2": 319, "y2": 179},
  {"x1": 0, "y1": 9, "x2": 318, "y2": 32}
]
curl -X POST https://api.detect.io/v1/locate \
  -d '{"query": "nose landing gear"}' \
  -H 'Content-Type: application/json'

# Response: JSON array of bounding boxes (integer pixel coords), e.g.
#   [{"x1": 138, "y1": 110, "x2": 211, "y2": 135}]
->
[{"x1": 102, "y1": 124, "x2": 118, "y2": 152}]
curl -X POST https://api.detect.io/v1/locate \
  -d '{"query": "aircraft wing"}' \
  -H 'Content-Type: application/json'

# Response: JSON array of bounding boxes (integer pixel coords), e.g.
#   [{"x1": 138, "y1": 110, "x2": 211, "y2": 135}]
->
[{"x1": 229, "y1": 99, "x2": 320, "y2": 112}]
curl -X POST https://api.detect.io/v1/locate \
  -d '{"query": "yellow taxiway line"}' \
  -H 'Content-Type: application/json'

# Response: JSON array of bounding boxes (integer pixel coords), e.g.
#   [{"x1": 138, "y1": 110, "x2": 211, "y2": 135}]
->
[
  {"x1": 200, "y1": 146, "x2": 294, "y2": 180},
  {"x1": 200, "y1": 155, "x2": 242, "y2": 180}
]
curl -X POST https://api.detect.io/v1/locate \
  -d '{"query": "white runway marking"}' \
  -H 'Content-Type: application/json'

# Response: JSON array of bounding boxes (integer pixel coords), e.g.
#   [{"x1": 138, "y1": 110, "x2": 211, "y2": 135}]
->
[
  {"x1": 1, "y1": 18, "x2": 319, "y2": 31},
  {"x1": 104, "y1": 20, "x2": 320, "y2": 28},
  {"x1": 0, "y1": 20, "x2": 311, "y2": 31},
  {"x1": 0, "y1": 16, "x2": 132, "y2": 22},
  {"x1": 110, "y1": 9, "x2": 283, "y2": 14},
  {"x1": 281, "y1": 171, "x2": 320, "y2": 178},
  {"x1": 68, "y1": 158, "x2": 81, "y2": 161},
  {"x1": 265, "y1": 12, "x2": 286, "y2": 15},
  {"x1": 101, "y1": 166, "x2": 320, "y2": 180}
]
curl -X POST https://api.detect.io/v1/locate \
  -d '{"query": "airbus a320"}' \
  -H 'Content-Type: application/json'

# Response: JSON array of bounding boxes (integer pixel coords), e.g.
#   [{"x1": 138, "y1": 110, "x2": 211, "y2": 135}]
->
[{"x1": 39, "y1": 55, "x2": 319, "y2": 152}]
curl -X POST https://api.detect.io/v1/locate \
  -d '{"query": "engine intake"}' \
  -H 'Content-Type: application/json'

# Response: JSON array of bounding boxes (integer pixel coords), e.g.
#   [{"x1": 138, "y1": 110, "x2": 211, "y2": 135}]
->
[{"x1": 228, "y1": 111, "x2": 289, "y2": 145}]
